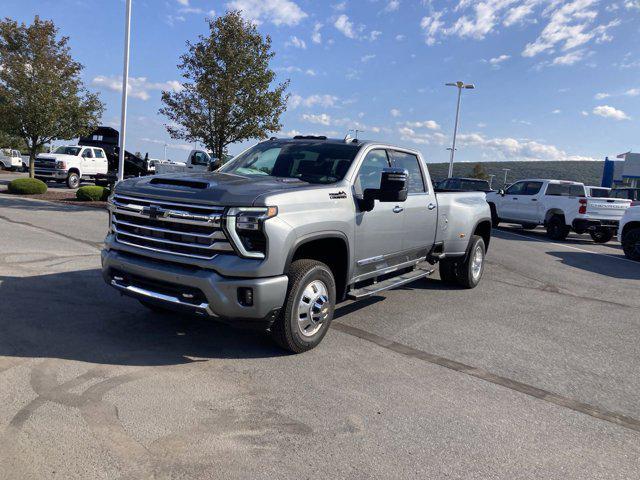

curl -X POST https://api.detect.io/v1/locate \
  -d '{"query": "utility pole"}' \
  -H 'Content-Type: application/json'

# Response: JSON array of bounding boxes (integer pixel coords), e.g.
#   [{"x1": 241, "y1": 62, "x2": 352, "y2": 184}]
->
[
  {"x1": 488, "y1": 174, "x2": 495, "y2": 189},
  {"x1": 445, "y1": 81, "x2": 475, "y2": 178},
  {"x1": 117, "y1": 0, "x2": 132, "y2": 182}
]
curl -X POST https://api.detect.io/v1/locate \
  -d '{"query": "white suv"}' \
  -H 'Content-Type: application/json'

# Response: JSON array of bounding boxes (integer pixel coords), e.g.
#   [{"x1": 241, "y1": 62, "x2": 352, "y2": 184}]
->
[{"x1": 35, "y1": 145, "x2": 108, "y2": 189}]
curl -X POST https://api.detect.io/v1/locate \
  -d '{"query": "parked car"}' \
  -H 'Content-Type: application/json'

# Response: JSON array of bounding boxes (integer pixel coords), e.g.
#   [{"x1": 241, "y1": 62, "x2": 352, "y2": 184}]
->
[
  {"x1": 0, "y1": 148, "x2": 22, "y2": 171},
  {"x1": 102, "y1": 136, "x2": 492, "y2": 353},
  {"x1": 619, "y1": 206, "x2": 640, "y2": 261},
  {"x1": 586, "y1": 186, "x2": 611, "y2": 198},
  {"x1": 610, "y1": 187, "x2": 640, "y2": 205},
  {"x1": 35, "y1": 145, "x2": 108, "y2": 188},
  {"x1": 436, "y1": 177, "x2": 493, "y2": 192},
  {"x1": 154, "y1": 149, "x2": 219, "y2": 175},
  {"x1": 486, "y1": 179, "x2": 631, "y2": 242}
]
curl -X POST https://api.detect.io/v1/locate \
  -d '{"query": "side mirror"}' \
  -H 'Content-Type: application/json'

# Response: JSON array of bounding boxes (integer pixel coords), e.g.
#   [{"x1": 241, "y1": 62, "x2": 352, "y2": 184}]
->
[
  {"x1": 208, "y1": 158, "x2": 221, "y2": 171},
  {"x1": 498, "y1": 189, "x2": 505, "y2": 196},
  {"x1": 359, "y1": 168, "x2": 409, "y2": 212}
]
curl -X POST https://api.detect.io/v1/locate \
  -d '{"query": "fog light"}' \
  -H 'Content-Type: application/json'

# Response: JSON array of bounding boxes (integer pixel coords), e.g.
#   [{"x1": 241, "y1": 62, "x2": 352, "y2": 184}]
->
[{"x1": 238, "y1": 287, "x2": 253, "y2": 307}]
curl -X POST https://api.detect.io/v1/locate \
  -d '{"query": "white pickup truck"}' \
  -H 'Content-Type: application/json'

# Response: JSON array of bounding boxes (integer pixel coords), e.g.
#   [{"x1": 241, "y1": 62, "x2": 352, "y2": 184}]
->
[
  {"x1": 154, "y1": 149, "x2": 219, "y2": 175},
  {"x1": 35, "y1": 145, "x2": 109, "y2": 188},
  {"x1": 619, "y1": 206, "x2": 640, "y2": 260},
  {"x1": 486, "y1": 179, "x2": 631, "y2": 243},
  {"x1": 0, "y1": 148, "x2": 22, "y2": 171}
]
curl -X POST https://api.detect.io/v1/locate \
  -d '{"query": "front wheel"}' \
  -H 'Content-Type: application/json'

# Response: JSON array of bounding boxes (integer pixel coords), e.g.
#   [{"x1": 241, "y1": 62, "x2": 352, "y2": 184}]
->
[
  {"x1": 66, "y1": 172, "x2": 80, "y2": 189},
  {"x1": 590, "y1": 229, "x2": 614, "y2": 244},
  {"x1": 622, "y1": 228, "x2": 640, "y2": 261},
  {"x1": 271, "y1": 259, "x2": 336, "y2": 353}
]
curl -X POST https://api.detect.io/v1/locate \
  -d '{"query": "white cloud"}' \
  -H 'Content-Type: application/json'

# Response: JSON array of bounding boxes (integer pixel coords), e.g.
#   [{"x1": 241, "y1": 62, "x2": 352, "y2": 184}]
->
[
  {"x1": 141, "y1": 137, "x2": 193, "y2": 151},
  {"x1": 625, "y1": 88, "x2": 640, "y2": 96},
  {"x1": 594, "y1": 92, "x2": 611, "y2": 99},
  {"x1": 581, "y1": 110, "x2": 589, "y2": 116},
  {"x1": 311, "y1": 23, "x2": 322, "y2": 44},
  {"x1": 457, "y1": 132, "x2": 596, "y2": 161},
  {"x1": 420, "y1": 12, "x2": 444, "y2": 45},
  {"x1": 592, "y1": 105, "x2": 630, "y2": 120},
  {"x1": 361, "y1": 54, "x2": 376, "y2": 62},
  {"x1": 384, "y1": 1, "x2": 400, "y2": 12},
  {"x1": 552, "y1": 109, "x2": 562, "y2": 114},
  {"x1": 302, "y1": 113, "x2": 332, "y2": 126},
  {"x1": 226, "y1": 0, "x2": 307, "y2": 26},
  {"x1": 334, "y1": 14, "x2": 357, "y2": 39},
  {"x1": 522, "y1": 0, "x2": 620, "y2": 58},
  {"x1": 552, "y1": 49, "x2": 586, "y2": 66},
  {"x1": 288, "y1": 94, "x2": 339, "y2": 109},
  {"x1": 390, "y1": 108, "x2": 401, "y2": 117},
  {"x1": 285, "y1": 36, "x2": 307, "y2": 49},
  {"x1": 489, "y1": 54, "x2": 510, "y2": 65},
  {"x1": 92, "y1": 75, "x2": 183, "y2": 101},
  {"x1": 503, "y1": 0, "x2": 543, "y2": 26},
  {"x1": 277, "y1": 66, "x2": 316, "y2": 76},
  {"x1": 332, "y1": 1, "x2": 347, "y2": 11},
  {"x1": 405, "y1": 120, "x2": 440, "y2": 130},
  {"x1": 395, "y1": 34, "x2": 406, "y2": 41},
  {"x1": 176, "y1": 0, "x2": 189, "y2": 5},
  {"x1": 368, "y1": 30, "x2": 382, "y2": 41}
]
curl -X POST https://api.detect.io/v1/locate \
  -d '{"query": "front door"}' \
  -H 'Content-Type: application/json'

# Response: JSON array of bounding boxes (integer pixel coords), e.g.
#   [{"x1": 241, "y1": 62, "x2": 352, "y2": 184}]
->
[
  {"x1": 500, "y1": 181, "x2": 527, "y2": 221},
  {"x1": 81, "y1": 147, "x2": 95, "y2": 175},
  {"x1": 389, "y1": 150, "x2": 438, "y2": 255},
  {"x1": 353, "y1": 149, "x2": 405, "y2": 278}
]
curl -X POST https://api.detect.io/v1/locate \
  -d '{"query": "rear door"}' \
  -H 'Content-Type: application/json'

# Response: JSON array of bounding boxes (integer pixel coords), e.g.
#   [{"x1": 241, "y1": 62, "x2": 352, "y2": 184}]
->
[
  {"x1": 353, "y1": 148, "x2": 405, "y2": 277},
  {"x1": 389, "y1": 149, "x2": 438, "y2": 255},
  {"x1": 93, "y1": 149, "x2": 108, "y2": 174},
  {"x1": 519, "y1": 181, "x2": 544, "y2": 222}
]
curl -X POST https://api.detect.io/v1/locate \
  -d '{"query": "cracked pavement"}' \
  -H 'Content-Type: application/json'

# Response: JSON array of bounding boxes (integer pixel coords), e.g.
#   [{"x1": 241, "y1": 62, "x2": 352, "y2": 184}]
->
[{"x1": 1, "y1": 196, "x2": 639, "y2": 479}]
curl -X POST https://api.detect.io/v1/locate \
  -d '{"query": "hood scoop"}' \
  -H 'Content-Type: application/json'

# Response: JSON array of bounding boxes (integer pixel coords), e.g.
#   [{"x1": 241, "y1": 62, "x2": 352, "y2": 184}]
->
[{"x1": 149, "y1": 177, "x2": 208, "y2": 189}]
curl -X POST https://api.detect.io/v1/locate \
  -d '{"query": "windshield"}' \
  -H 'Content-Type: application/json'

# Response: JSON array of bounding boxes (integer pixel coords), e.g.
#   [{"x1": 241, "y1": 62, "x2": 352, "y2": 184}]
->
[
  {"x1": 54, "y1": 146, "x2": 81, "y2": 156},
  {"x1": 220, "y1": 141, "x2": 360, "y2": 184}
]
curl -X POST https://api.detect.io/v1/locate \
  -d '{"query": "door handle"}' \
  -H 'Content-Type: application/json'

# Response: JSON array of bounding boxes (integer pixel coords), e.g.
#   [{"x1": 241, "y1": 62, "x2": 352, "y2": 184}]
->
[
  {"x1": 513, "y1": 197, "x2": 518, "y2": 200},
  {"x1": 393, "y1": 206, "x2": 404, "y2": 213},
  {"x1": 428, "y1": 203, "x2": 436, "y2": 210},
  {"x1": 531, "y1": 198, "x2": 538, "y2": 202}
]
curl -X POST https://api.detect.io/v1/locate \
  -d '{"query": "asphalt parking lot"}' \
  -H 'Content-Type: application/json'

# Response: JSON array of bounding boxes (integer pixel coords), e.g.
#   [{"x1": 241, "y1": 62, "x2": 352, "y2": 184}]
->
[{"x1": 1, "y1": 196, "x2": 639, "y2": 479}]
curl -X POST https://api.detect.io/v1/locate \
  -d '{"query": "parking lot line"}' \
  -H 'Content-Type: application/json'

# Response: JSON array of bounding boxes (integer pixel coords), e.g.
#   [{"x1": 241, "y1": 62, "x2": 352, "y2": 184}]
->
[
  {"x1": 332, "y1": 321, "x2": 640, "y2": 433},
  {"x1": 495, "y1": 228, "x2": 637, "y2": 265}
]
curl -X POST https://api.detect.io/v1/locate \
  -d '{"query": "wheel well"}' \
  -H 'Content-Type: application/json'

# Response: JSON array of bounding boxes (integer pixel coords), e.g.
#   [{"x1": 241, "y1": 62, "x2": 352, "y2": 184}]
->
[
  {"x1": 474, "y1": 221, "x2": 492, "y2": 251},
  {"x1": 622, "y1": 221, "x2": 640, "y2": 238},
  {"x1": 68, "y1": 168, "x2": 80, "y2": 176},
  {"x1": 290, "y1": 237, "x2": 349, "y2": 300},
  {"x1": 545, "y1": 209, "x2": 564, "y2": 224}
]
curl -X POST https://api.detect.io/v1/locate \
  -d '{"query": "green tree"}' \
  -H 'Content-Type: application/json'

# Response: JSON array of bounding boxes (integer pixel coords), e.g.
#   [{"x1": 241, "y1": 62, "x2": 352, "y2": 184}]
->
[
  {"x1": 160, "y1": 11, "x2": 289, "y2": 161},
  {"x1": 471, "y1": 162, "x2": 489, "y2": 180},
  {"x1": 0, "y1": 16, "x2": 104, "y2": 177}
]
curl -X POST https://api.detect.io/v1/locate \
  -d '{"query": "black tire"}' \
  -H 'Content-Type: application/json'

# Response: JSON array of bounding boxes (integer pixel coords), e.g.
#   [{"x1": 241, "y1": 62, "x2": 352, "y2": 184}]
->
[
  {"x1": 271, "y1": 259, "x2": 336, "y2": 353},
  {"x1": 589, "y1": 229, "x2": 614, "y2": 244},
  {"x1": 546, "y1": 215, "x2": 570, "y2": 240},
  {"x1": 489, "y1": 203, "x2": 500, "y2": 228},
  {"x1": 622, "y1": 228, "x2": 640, "y2": 261},
  {"x1": 438, "y1": 235, "x2": 486, "y2": 289},
  {"x1": 521, "y1": 223, "x2": 537, "y2": 230},
  {"x1": 66, "y1": 172, "x2": 80, "y2": 189}
]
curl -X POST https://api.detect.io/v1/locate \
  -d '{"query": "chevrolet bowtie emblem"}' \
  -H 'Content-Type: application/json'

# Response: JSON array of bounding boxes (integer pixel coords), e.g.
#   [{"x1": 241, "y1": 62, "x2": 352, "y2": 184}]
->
[{"x1": 147, "y1": 205, "x2": 162, "y2": 219}]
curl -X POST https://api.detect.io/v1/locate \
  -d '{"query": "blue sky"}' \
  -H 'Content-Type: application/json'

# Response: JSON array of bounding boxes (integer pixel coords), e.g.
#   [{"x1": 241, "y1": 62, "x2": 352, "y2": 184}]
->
[{"x1": 4, "y1": 0, "x2": 640, "y2": 163}]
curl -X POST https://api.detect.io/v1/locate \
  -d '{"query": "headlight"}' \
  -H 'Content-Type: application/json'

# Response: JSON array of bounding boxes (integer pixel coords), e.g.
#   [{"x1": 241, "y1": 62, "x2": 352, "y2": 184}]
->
[
  {"x1": 56, "y1": 160, "x2": 66, "y2": 169},
  {"x1": 226, "y1": 207, "x2": 277, "y2": 258}
]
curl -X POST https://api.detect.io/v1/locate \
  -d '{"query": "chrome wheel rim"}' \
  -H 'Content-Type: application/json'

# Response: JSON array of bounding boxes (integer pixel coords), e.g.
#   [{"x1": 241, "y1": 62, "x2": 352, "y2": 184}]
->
[
  {"x1": 471, "y1": 245, "x2": 483, "y2": 281},
  {"x1": 297, "y1": 280, "x2": 330, "y2": 337}
]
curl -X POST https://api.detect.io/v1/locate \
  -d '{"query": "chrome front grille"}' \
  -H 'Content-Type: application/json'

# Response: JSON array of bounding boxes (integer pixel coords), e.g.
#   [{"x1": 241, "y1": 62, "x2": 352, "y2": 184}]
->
[{"x1": 110, "y1": 194, "x2": 234, "y2": 260}]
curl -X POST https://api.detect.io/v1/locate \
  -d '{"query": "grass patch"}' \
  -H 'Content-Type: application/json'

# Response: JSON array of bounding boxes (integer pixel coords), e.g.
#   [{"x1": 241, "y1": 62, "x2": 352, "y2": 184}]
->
[{"x1": 8, "y1": 177, "x2": 47, "y2": 195}]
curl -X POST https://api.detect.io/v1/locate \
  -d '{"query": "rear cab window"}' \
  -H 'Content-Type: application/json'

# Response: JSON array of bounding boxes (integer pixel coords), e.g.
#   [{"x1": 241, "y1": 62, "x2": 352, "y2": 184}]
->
[{"x1": 545, "y1": 183, "x2": 585, "y2": 197}]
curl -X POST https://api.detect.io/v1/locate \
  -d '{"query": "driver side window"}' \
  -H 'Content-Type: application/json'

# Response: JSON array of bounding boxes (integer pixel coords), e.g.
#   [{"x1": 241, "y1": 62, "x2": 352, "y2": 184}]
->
[
  {"x1": 356, "y1": 149, "x2": 390, "y2": 193},
  {"x1": 505, "y1": 182, "x2": 524, "y2": 195}
]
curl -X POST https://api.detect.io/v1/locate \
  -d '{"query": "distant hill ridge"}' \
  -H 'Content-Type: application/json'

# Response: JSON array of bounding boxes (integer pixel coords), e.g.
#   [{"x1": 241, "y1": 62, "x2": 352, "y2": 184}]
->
[{"x1": 427, "y1": 161, "x2": 605, "y2": 187}]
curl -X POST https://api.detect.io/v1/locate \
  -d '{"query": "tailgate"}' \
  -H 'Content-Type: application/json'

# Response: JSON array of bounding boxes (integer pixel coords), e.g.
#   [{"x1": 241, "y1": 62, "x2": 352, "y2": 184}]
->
[{"x1": 586, "y1": 198, "x2": 631, "y2": 220}]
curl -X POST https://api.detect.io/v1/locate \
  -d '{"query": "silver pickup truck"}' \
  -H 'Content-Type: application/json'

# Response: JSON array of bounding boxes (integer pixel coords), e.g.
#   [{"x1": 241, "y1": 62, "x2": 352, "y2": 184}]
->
[{"x1": 102, "y1": 137, "x2": 491, "y2": 352}]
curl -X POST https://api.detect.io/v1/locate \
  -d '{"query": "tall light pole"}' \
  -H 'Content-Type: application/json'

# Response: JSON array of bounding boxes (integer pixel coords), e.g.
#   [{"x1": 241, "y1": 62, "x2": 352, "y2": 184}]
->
[
  {"x1": 445, "y1": 81, "x2": 475, "y2": 178},
  {"x1": 117, "y1": 0, "x2": 132, "y2": 182},
  {"x1": 502, "y1": 168, "x2": 510, "y2": 187}
]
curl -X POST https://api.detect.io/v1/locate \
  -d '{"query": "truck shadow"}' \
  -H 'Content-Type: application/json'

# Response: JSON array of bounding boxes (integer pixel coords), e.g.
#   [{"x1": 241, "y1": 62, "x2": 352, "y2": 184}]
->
[
  {"x1": 547, "y1": 251, "x2": 640, "y2": 280},
  {"x1": 495, "y1": 226, "x2": 621, "y2": 249},
  {"x1": 0, "y1": 269, "x2": 286, "y2": 366},
  {"x1": 0, "y1": 195, "x2": 105, "y2": 213}
]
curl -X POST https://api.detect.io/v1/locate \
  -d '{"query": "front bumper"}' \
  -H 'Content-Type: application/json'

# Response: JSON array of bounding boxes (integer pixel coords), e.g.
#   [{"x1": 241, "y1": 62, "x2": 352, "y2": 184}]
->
[
  {"x1": 35, "y1": 168, "x2": 67, "y2": 180},
  {"x1": 102, "y1": 249, "x2": 288, "y2": 327},
  {"x1": 572, "y1": 218, "x2": 619, "y2": 232}
]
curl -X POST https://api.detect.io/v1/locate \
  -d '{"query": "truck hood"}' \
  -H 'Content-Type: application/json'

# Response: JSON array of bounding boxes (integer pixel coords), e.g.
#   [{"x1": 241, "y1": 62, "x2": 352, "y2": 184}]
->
[
  {"x1": 114, "y1": 171, "x2": 320, "y2": 206},
  {"x1": 36, "y1": 153, "x2": 78, "y2": 161}
]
